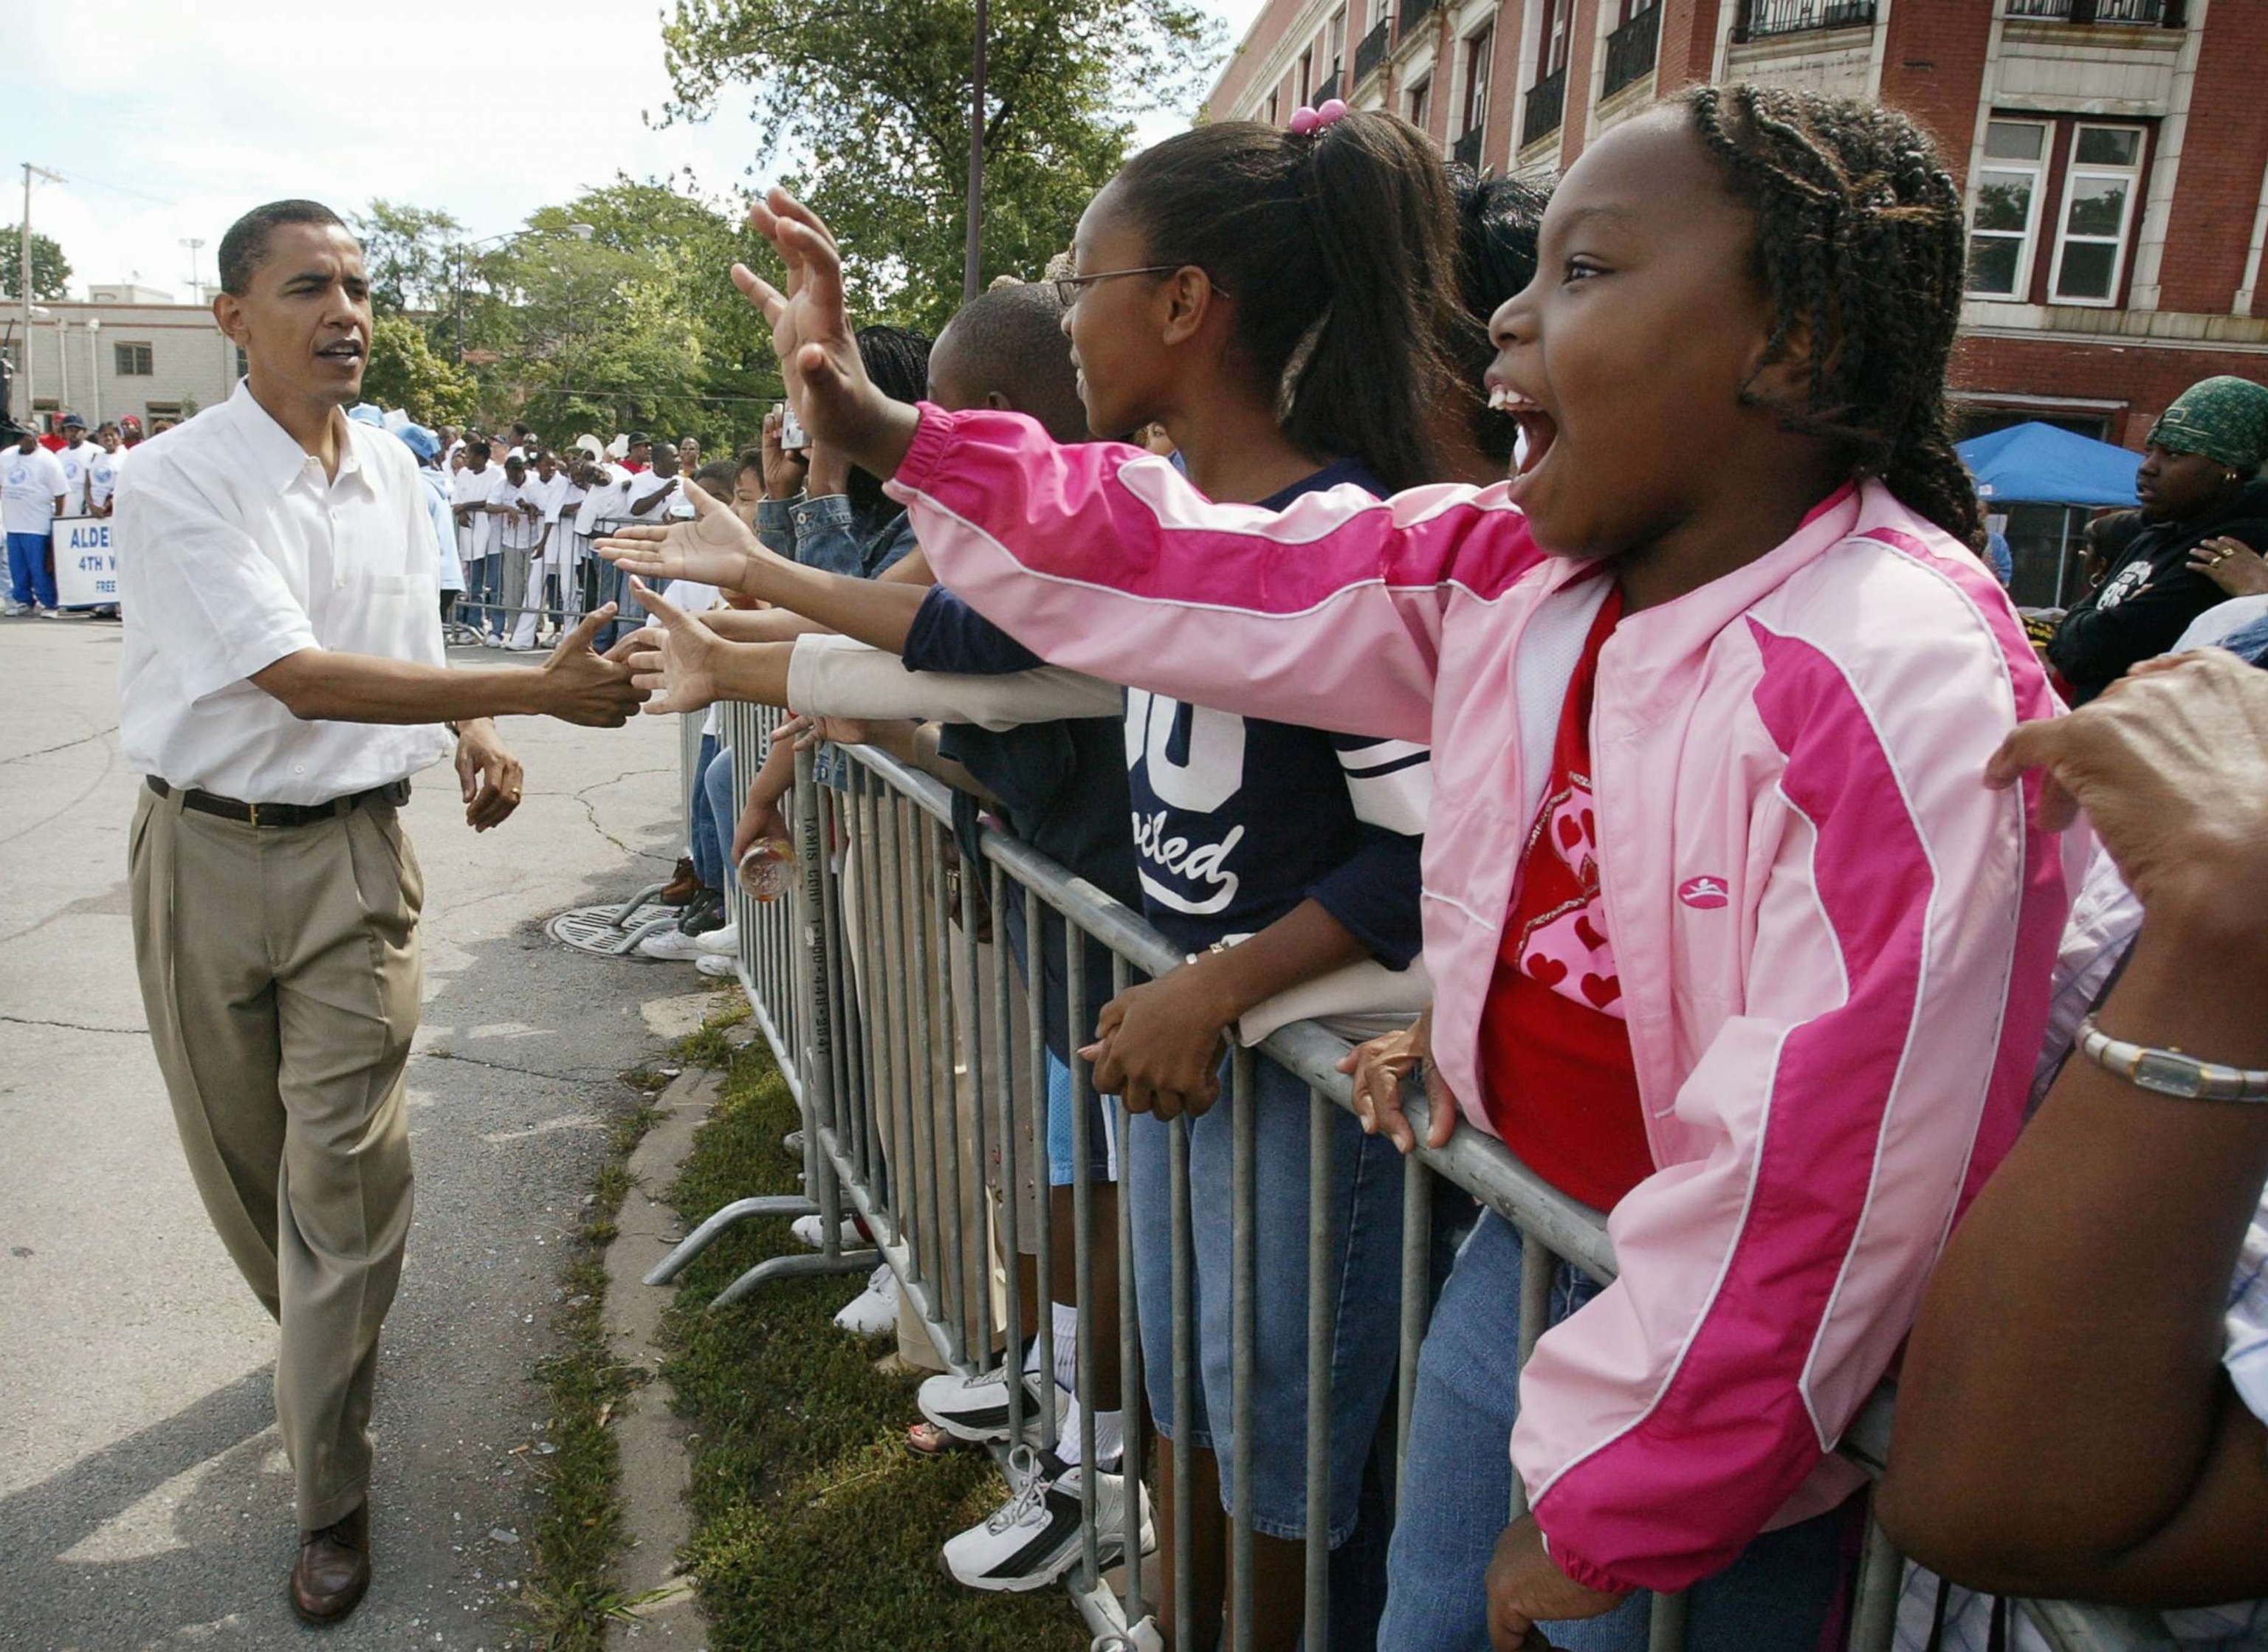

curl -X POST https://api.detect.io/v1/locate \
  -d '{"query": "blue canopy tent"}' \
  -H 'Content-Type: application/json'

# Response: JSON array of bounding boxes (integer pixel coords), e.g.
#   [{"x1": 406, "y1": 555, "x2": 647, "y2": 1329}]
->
[
  {"x1": 1956, "y1": 421, "x2": 2143, "y2": 607},
  {"x1": 1956, "y1": 421, "x2": 2142, "y2": 509}
]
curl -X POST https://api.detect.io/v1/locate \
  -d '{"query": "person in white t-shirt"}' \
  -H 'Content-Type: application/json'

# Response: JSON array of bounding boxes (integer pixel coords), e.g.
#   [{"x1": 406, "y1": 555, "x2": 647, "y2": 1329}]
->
[
  {"x1": 508, "y1": 450, "x2": 574, "y2": 649},
  {"x1": 488, "y1": 452, "x2": 546, "y2": 650},
  {"x1": 4, "y1": 427, "x2": 67, "y2": 614},
  {"x1": 450, "y1": 438, "x2": 503, "y2": 633},
  {"x1": 89, "y1": 424, "x2": 123, "y2": 517},
  {"x1": 55, "y1": 413, "x2": 97, "y2": 514},
  {"x1": 571, "y1": 456, "x2": 624, "y2": 619}
]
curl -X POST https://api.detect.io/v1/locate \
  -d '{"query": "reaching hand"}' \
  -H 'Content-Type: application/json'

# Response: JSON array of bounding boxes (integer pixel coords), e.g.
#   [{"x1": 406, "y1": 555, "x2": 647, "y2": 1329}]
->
[
  {"x1": 772, "y1": 712, "x2": 876, "y2": 751},
  {"x1": 453, "y1": 719, "x2": 524, "y2": 832},
  {"x1": 1987, "y1": 647, "x2": 2268, "y2": 932},
  {"x1": 731, "y1": 783, "x2": 788, "y2": 865},
  {"x1": 1485, "y1": 1517, "x2": 1628, "y2": 1651},
  {"x1": 537, "y1": 605, "x2": 647, "y2": 727},
  {"x1": 623, "y1": 579, "x2": 726, "y2": 717},
  {"x1": 594, "y1": 478, "x2": 769, "y2": 593},
  {"x1": 1081, "y1": 967, "x2": 1234, "y2": 1120},
  {"x1": 1338, "y1": 1007, "x2": 1460, "y2": 1154},
  {"x1": 738, "y1": 190, "x2": 924, "y2": 479}
]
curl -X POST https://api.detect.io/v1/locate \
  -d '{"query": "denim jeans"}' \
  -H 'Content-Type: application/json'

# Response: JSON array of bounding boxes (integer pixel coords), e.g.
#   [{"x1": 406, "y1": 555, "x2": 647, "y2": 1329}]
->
[
  {"x1": 690, "y1": 737, "x2": 732, "y2": 892},
  {"x1": 1126, "y1": 1051, "x2": 1405, "y2": 1548},
  {"x1": 7, "y1": 531, "x2": 56, "y2": 608},
  {"x1": 1379, "y1": 1212, "x2": 1856, "y2": 1652}
]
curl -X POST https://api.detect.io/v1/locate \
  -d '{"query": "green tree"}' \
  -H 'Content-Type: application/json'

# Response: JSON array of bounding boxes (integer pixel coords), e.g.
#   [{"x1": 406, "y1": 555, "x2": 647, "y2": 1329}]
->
[
  {"x1": 659, "y1": 0, "x2": 1223, "y2": 334},
  {"x1": 351, "y1": 200, "x2": 464, "y2": 315},
  {"x1": 361, "y1": 312, "x2": 479, "y2": 426},
  {"x1": 0, "y1": 227, "x2": 72, "y2": 301}
]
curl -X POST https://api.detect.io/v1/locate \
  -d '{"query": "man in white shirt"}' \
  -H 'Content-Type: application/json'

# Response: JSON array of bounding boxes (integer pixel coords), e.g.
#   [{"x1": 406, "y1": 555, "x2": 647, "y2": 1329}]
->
[
  {"x1": 114, "y1": 199, "x2": 644, "y2": 1627},
  {"x1": 3, "y1": 424, "x2": 67, "y2": 614},
  {"x1": 55, "y1": 413, "x2": 97, "y2": 514},
  {"x1": 510, "y1": 449, "x2": 574, "y2": 649},
  {"x1": 602, "y1": 443, "x2": 681, "y2": 643},
  {"x1": 571, "y1": 455, "x2": 625, "y2": 621}
]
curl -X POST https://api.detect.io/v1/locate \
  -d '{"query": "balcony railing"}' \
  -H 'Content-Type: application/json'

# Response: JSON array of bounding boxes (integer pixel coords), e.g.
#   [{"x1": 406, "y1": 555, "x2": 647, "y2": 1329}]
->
[
  {"x1": 1398, "y1": 0, "x2": 1437, "y2": 39},
  {"x1": 1314, "y1": 68, "x2": 1341, "y2": 104},
  {"x1": 1733, "y1": 0, "x2": 1877, "y2": 41},
  {"x1": 2006, "y1": 0, "x2": 2184, "y2": 23},
  {"x1": 1453, "y1": 126, "x2": 1484, "y2": 168},
  {"x1": 1353, "y1": 15, "x2": 1392, "y2": 83},
  {"x1": 1522, "y1": 63, "x2": 1567, "y2": 147},
  {"x1": 1601, "y1": 4, "x2": 1660, "y2": 97}
]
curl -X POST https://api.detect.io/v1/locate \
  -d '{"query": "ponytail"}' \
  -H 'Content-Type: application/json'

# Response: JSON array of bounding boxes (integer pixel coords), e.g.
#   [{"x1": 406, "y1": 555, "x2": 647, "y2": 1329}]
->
[{"x1": 1109, "y1": 114, "x2": 1465, "y2": 492}]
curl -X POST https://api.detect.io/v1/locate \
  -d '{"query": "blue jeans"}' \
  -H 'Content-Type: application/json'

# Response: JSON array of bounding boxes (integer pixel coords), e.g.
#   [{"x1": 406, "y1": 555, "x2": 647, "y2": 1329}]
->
[
  {"x1": 1127, "y1": 1052, "x2": 1405, "y2": 1547},
  {"x1": 7, "y1": 531, "x2": 55, "y2": 608},
  {"x1": 690, "y1": 737, "x2": 733, "y2": 892},
  {"x1": 1380, "y1": 1213, "x2": 1855, "y2": 1651}
]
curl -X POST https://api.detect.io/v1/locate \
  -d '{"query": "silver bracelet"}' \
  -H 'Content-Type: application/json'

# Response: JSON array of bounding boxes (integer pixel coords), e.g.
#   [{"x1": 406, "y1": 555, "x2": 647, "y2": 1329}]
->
[{"x1": 2075, "y1": 1013, "x2": 2268, "y2": 1102}]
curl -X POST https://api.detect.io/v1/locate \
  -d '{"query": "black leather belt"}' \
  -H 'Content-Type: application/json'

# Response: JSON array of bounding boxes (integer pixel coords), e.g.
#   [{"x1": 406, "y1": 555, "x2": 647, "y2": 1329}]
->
[{"x1": 146, "y1": 775, "x2": 410, "y2": 828}]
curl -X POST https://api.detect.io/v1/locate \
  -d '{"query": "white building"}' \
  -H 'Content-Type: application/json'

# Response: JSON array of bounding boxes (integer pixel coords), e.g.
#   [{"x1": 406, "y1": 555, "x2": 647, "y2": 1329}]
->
[{"x1": 4, "y1": 283, "x2": 241, "y2": 433}]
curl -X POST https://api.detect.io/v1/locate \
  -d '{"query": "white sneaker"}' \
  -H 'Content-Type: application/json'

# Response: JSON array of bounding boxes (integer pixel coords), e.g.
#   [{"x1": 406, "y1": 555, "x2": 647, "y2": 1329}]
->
[
  {"x1": 942, "y1": 1445, "x2": 1154, "y2": 1593},
  {"x1": 636, "y1": 924, "x2": 709, "y2": 962},
  {"x1": 790, "y1": 1212, "x2": 865, "y2": 1250},
  {"x1": 833, "y1": 1264, "x2": 899, "y2": 1337},
  {"x1": 483, "y1": 633, "x2": 506, "y2": 648},
  {"x1": 1, "y1": 601, "x2": 24, "y2": 616},
  {"x1": 695, "y1": 922, "x2": 738, "y2": 957},
  {"x1": 504, "y1": 639, "x2": 535, "y2": 652},
  {"x1": 695, "y1": 953, "x2": 738, "y2": 979},
  {"x1": 38, "y1": 605, "x2": 65, "y2": 619},
  {"x1": 1093, "y1": 1623, "x2": 1165, "y2": 1652},
  {"x1": 917, "y1": 1363, "x2": 1060, "y2": 1445}
]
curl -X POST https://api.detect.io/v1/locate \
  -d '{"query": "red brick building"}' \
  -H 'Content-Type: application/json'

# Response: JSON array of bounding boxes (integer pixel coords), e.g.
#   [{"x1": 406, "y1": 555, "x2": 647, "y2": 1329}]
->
[{"x1": 1203, "y1": 0, "x2": 2268, "y2": 601}]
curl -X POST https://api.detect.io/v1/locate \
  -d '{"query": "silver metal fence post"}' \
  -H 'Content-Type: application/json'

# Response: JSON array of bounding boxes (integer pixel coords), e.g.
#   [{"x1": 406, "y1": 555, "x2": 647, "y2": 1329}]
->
[
  {"x1": 1030, "y1": 902, "x2": 1059, "y2": 1457},
  {"x1": 1846, "y1": 1512, "x2": 1903, "y2": 1652},
  {"x1": 1508, "y1": 1230, "x2": 1555, "y2": 1524},
  {"x1": 1395, "y1": 1150, "x2": 1432, "y2": 1508},
  {"x1": 792, "y1": 740, "x2": 842, "y2": 1250},
  {"x1": 856, "y1": 769, "x2": 887, "y2": 1207},
  {"x1": 959, "y1": 873, "x2": 994, "y2": 1368},
  {"x1": 992, "y1": 860, "x2": 1028, "y2": 1451},
  {"x1": 1229, "y1": 1043, "x2": 1257, "y2": 1652},
  {"x1": 1170, "y1": 1113, "x2": 1195, "y2": 1640},
  {"x1": 1305, "y1": 1082, "x2": 1336, "y2": 1652},
  {"x1": 1111, "y1": 952, "x2": 1146, "y2": 1627},
  {"x1": 1068, "y1": 927, "x2": 1101, "y2": 1590},
  {"x1": 909, "y1": 810, "x2": 944, "y2": 1306},
  {"x1": 881, "y1": 792, "x2": 917, "y2": 1262}
]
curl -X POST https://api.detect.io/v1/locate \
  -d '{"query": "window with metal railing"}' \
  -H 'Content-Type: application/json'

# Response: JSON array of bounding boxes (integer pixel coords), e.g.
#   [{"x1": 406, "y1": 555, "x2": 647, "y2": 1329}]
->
[
  {"x1": 1398, "y1": 0, "x2": 1437, "y2": 39},
  {"x1": 1354, "y1": 14, "x2": 1393, "y2": 83},
  {"x1": 1601, "y1": 1, "x2": 1660, "y2": 98},
  {"x1": 1522, "y1": 62, "x2": 1567, "y2": 147},
  {"x1": 1315, "y1": 68, "x2": 1341, "y2": 105},
  {"x1": 2007, "y1": 0, "x2": 2184, "y2": 23},
  {"x1": 1733, "y1": 0, "x2": 1877, "y2": 41},
  {"x1": 1453, "y1": 128, "x2": 1483, "y2": 168}
]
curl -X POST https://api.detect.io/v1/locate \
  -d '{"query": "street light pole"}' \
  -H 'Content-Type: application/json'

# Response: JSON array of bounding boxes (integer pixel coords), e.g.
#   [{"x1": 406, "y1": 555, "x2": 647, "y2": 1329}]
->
[
  {"x1": 20, "y1": 162, "x2": 65, "y2": 418},
  {"x1": 182, "y1": 237, "x2": 207, "y2": 303},
  {"x1": 963, "y1": 0, "x2": 988, "y2": 303}
]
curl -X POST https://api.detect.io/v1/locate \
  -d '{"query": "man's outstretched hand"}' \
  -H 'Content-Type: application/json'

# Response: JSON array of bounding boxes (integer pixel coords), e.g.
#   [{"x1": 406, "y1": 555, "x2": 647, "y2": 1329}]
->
[
  {"x1": 738, "y1": 190, "x2": 924, "y2": 483},
  {"x1": 536, "y1": 605, "x2": 647, "y2": 727}
]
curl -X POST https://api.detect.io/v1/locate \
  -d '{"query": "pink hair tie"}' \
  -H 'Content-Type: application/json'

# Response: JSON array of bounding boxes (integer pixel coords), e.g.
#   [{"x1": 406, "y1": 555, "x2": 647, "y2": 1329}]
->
[{"x1": 1288, "y1": 99, "x2": 1350, "y2": 136}]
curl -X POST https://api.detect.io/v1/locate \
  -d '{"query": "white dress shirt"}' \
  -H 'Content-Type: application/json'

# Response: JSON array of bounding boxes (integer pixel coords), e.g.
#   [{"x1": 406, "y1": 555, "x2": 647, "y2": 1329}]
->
[
  {"x1": 115, "y1": 380, "x2": 453, "y2": 805},
  {"x1": 55, "y1": 441, "x2": 97, "y2": 514}
]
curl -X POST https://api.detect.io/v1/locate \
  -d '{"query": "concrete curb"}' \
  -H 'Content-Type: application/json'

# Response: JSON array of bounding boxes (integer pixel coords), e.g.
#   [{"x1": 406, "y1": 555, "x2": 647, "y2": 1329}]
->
[{"x1": 599, "y1": 1057, "x2": 725, "y2": 1650}]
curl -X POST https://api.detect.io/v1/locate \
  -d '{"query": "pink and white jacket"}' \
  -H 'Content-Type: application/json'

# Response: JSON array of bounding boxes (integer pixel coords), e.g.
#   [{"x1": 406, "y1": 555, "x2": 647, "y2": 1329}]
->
[{"x1": 890, "y1": 406, "x2": 2076, "y2": 1594}]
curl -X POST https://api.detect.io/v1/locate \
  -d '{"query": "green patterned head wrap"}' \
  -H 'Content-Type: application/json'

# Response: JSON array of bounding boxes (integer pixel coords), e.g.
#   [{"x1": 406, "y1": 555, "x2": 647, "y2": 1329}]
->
[{"x1": 2146, "y1": 375, "x2": 2268, "y2": 475}]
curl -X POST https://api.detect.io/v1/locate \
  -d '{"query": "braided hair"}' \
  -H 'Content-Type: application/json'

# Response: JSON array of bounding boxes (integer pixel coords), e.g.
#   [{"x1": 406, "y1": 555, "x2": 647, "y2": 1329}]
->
[{"x1": 1683, "y1": 84, "x2": 1983, "y2": 548}]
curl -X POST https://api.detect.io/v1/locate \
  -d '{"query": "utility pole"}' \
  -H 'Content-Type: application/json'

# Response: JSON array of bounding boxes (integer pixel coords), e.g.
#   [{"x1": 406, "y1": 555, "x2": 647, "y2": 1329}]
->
[
  {"x1": 963, "y1": 0, "x2": 988, "y2": 303},
  {"x1": 181, "y1": 237, "x2": 207, "y2": 303},
  {"x1": 20, "y1": 163, "x2": 65, "y2": 419}
]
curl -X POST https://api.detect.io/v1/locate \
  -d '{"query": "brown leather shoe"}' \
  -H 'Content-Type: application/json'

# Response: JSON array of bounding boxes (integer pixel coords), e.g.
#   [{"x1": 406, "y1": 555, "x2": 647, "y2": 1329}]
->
[
  {"x1": 289, "y1": 1502, "x2": 371, "y2": 1625},
  {"x1": 659, "y1": 856, "x2": 701, "y2": 906}
]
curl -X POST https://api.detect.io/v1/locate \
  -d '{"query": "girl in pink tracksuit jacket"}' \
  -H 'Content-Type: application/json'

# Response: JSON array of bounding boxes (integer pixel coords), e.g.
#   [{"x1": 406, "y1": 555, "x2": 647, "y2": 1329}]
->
[{"x1": 735, "y1": 84, "x2": 2077, "y2": 1652}]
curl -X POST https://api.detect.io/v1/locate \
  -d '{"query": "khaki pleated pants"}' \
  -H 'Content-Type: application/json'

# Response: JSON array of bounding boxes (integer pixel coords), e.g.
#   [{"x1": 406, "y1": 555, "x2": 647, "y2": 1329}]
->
[{"x1": 128, "y1": 782, "x2": 422, "y2": 1531}]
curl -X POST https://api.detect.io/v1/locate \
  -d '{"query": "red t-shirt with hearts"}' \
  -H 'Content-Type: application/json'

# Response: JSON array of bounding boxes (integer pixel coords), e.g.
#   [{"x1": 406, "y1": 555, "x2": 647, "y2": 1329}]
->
[{"x1": 1477, "y1": 585, "x2": 1654, "y2": 1211}]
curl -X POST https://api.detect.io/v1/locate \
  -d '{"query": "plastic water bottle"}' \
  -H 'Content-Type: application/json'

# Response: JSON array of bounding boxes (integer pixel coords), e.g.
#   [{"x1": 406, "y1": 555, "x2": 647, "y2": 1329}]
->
[{"x1": 737, "y1": 839, "x2": 794, "y2": 903}]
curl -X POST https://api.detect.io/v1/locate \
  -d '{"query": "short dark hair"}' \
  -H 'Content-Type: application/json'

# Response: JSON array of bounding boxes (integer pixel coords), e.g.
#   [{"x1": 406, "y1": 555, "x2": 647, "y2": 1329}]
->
[
  {"x1": 735, "y1": 444, "x2": 766, "y2": 478},
  {"x1": 218, "y1": 199, "x2": 349, "y2": 296},
  {"x1": 466, "y1": 438, "x2": 492, "y2": 461},
  {"x1": 932, "y1": 283, "x2": 1086, "y2": 444},
  {"x1": 693, "y1": 458, "x2": 738, "y2": 494}
]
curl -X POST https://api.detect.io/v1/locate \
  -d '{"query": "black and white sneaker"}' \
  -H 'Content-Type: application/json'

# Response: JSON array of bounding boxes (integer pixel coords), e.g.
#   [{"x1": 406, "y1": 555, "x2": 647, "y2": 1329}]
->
[
  {"x1": 916, "y1": 1364, "x2": 1061, "y2": 1445},
  {"x1": 941, "y1": 1445, "x2": 1154, "y2": 1594}
]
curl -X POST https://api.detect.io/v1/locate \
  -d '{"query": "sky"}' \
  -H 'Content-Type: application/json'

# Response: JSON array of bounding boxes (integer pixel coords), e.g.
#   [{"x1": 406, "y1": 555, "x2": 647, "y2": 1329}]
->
[{"x1": 1, "y1": 0, "x2": 1268, "y2": 303}]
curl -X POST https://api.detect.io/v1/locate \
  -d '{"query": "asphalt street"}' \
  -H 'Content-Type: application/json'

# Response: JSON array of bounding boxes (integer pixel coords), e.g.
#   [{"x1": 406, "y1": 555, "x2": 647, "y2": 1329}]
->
[{"x1": 0, "y1": 614, "x2": 707, "y2": 1651}]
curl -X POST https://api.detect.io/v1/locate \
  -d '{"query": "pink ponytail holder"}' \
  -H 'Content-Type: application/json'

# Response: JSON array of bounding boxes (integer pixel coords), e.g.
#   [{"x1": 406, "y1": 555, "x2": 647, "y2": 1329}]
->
[{"x1": 1288, "y1": 98, "x2": 1350, "y2": 136}]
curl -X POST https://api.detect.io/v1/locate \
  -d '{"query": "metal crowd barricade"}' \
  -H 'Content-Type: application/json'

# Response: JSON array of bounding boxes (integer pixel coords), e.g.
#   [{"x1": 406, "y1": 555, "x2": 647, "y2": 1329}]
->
[{"x1": 645, "y1": 712, "x2": 2166, "y2": 1652}]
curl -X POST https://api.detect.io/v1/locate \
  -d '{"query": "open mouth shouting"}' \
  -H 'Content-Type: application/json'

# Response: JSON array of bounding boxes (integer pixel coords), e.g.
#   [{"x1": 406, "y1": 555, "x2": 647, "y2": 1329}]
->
[
  {"x1": 315, "y1": 336, "x2": 367, "y2": 372},
  {"x1": 1488, "y1": 379, "x2": 1559, "y2": 496}
]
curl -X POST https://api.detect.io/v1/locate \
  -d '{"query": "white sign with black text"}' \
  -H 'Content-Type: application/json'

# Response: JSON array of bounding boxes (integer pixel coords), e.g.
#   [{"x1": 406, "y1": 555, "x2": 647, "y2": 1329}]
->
[{"x1": 53, "y1": 516, "x2": 118, "y2": 608}]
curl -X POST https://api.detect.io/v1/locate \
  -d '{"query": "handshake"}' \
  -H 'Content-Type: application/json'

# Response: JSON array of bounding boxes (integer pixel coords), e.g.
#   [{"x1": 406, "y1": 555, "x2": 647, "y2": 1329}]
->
[{"x1": 515, "y1": 603, "x2": 656, "y2": 729}]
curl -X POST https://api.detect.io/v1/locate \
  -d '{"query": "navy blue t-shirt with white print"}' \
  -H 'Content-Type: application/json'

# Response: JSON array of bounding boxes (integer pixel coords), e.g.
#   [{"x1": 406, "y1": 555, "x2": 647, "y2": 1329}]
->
[{"x1": 907, "y1": 457, "x2": 1427, "y2": 968}]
